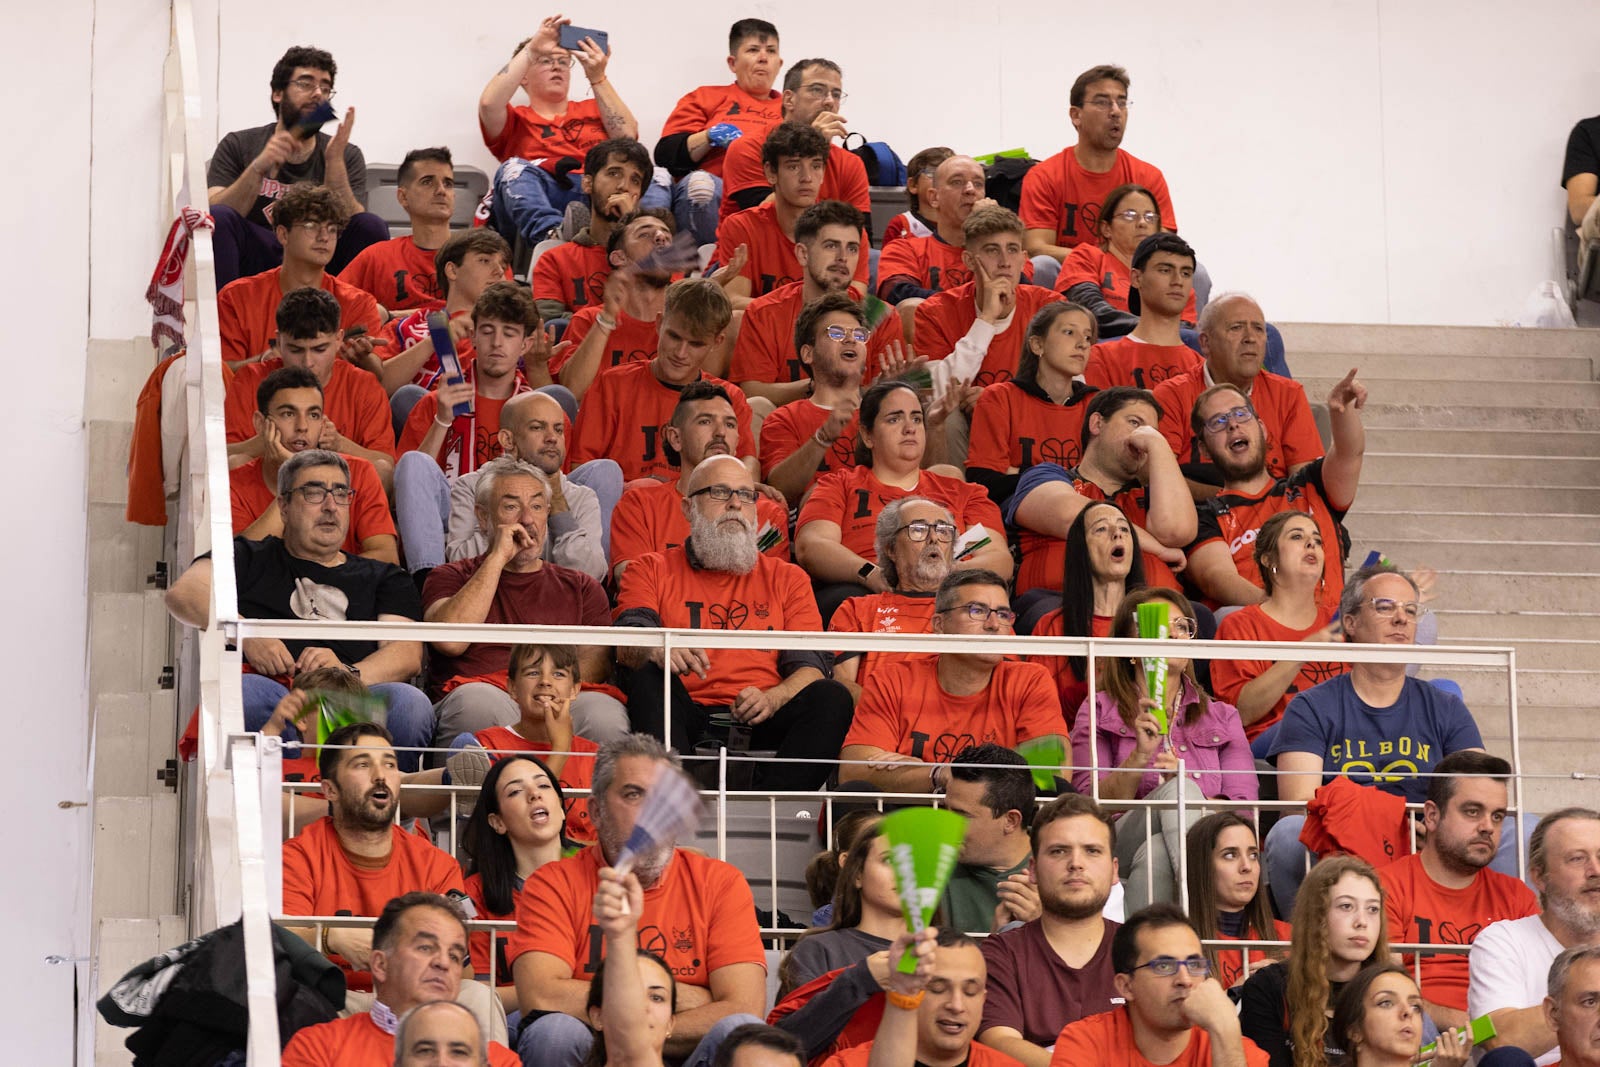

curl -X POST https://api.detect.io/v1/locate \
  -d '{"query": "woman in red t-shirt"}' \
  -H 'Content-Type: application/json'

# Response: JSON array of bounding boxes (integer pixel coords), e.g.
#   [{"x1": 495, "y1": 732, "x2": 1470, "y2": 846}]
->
[
  {"x1": 1185, "y1": 812, "x2": 1289, "y2": 990},
  {"x1": 1213, "y1": 511, "x2": 1348, "y2": 745},
  {"x1": 1055, "y1": 183, "x2": 1162, "y2": 327}
]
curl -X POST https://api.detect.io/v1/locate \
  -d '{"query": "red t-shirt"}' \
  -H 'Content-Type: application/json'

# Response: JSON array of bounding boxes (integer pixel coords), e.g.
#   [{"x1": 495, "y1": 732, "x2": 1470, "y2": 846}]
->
[
  {"x1": 568, "y1": 361, "x2": 756, "y2": 482},
  {"x1": 1050, "y1": 1005, "x2": 1269, "y2": 1067},
  {"x1": 531, "y1": 240, "x2": 611, "y2": 314},
  {"x1": 1028, "y1": 609, "x2": 1112, "y2": 726},
  {"x1": 715, "y1": 202, "x2": 869, "y2": 297},
  {"x1": 758, "y1": 399, "x2": 861, "y2": 488},
  {"x1": 375, "y1": 306, "x2": 477, "y2": 391},
  {"x1": 224, "y1": 358, "x2": 395, "y2": 459},
  {"x1": 1380, "y1": 853, "x2": 1540, "y2": 1011},
  {"x1": 844, "y1": 658, "x2": 1066, "y2": 762},
  {"x1": 1084, "y1": 337, "x2": 1204, "y2": 391},
  {"x1": 396, "y1": 372, "x2": 531, "y2": 480},
  {"x1": 1213, "y1": 920, "x2": 1293, "y2": 990},
  {"x1": 1055, "y1": 243, "x2": 1196, "y2": 321},
  {"x1": 480, "y1": 98, "x2": 607, "y2": 162},
  {"x1": 1153, "y1": 369, "x2": 1323, "y2": 479},
  {"x1": 1212, "y1": 604, "x2": 1349, "y2": 740},
  {"x1": 552, "y1": 305, "x2": 660, "y2": 377},
  {"x1": 821, "y1": 1041, "x2": 1023, "y2": 1067},
  {"x1": 1019, "y1": 148, "x2": 1177, "y2": 250},
  {"x1": 660, "y1": 84, "x2": 784, "y2": 178},
  {"x1": 338, "y1": 235, "x2": 444, "y2": 311},
  {"x1": 828, "y1": 591, "x2": 939, "y2": 690},
  {"x1": 462, "y1": 869, "x2": 517, "y2": 981},
  {"x1": 1011, "y1": 465, "x2": 1181, "y2": 598},
  {"x1": 282, "y1": 1011, "x2": 520, "y2": 1067},
  {"x1": 471, "y1": 727, "x2": 600, "y2": 843},
  {"x1": 913, "y1": 283, "x2": 1062, "y2": 386},
  {"x1": 506, "y1": 844, "x2": 767, "y2": 981},
  {"x1": 280, "y1": 817, "x2": 465, "y2": 990},
  {"x1": 229, "y1": 454, "x2": 394, "y2": 553},
  {"x1": 878, "y1": 234, "x2": 974, "y2": 296},
  {"x1": 608, "y1": 477, "x2": 790, "y2": 572},
  {"x1": 719, "y1": 139, "x2": 871, "y2": 226},
  {"x1": 729, "y1": 280, "x2": 900, "y2": 387},
  {"x1": 882, "y1": 210, "x2": 933, "y2": 247},
  {"x1": 798, "y1": 466, "x2": 1005, "y2": 562},
  {"x1": 966, "y1": 380, "x2": 1098, "y2": 475},
  {"x1": 614, "y1": 547, "x2": 822, "y2": 705},
  {"x1": 217, "y1": 267, "x2": 384, "y2": 364}
]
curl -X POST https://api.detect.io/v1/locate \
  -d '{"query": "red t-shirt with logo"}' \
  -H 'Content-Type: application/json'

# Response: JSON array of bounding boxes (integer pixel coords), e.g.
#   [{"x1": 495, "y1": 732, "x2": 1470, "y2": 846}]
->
[
  {"x1": 1050, "y1": 1004, "x2": 1269, "y2": 1067},
  {"x1": 1084, "y1": 337, "x2": 1203, "y2": 392},
  {"x1": 660, "y1": 84, "x2": 785, "y2": 178},
  {"x1": 338, "y1": 235, "x2": 445, "y2": 311},
  {"x1": 375, "y1": 306, "x2": 479, "y2": 390},
  {"x1": 282, "y1": 1011, "x2": 521, "y2": 1067},
  {"x1": 218, "y1": 268, "x2": 385, "y2": 364},
  {"x1": 229, "y1": 455, "x2": 394, "y2": 553},
  {"x1": 568, "y1": 361, "x2": 756, "y2": 482},
  {"x1": 913, "y1": 283, "x2": 1062, "y2": 386},
  {"x1": 553, "y1": 304, "x2": 661, "y2": 378},
  {"x1": 1029, "y1": 609, "x2": 1112, "y2": 726},
  {"x1": 1055, "y1": 243, "x2": 1196, "y2": 321},
  {"x1": 715, "y1": 202, "x2": 869, "y2": 297},
  {"x1": 397, "y1": 371, "x2": 531, "y2": 481},
  {"x1": 729, "y1": 280, "x2": 899, "y2": 387},
  {"x1": 481, "y1": 99, "x2": 607, "y2": 163},
  {"x1": 828, "y1": 591, "x2": 939, "y2": 690},
  {"x1": 966, "y1": 380, "x2": 1098, "y2": 476},
  {"x1": 1153, "y1": 369, "x2": 1323, "y2": 479},
  {"x1": 757, "y1": 399, "x2": 860, "y2": 489},
  {"x1": 1019, "y1": 147, "x2": 1177, "y2": 250},
  {"x1": 532, "y1": 240, "x2": 611, "y2": 314},
  {"x1": 719, "y1": 139, "x2": 871, "y2": 226},
  {"x1": 844, "y1": 657, "x2": 1066, "y2": 762},
  {"x1": 1009, "y1": 464, "x2": 1182, "y2": 597},
  {"x1": 608, "y1": 478, "x2": 790, "y2": 573},
  {"x1": 1212, "y1": 604, "x2": 1349, "y2": 740},
  {"x1": 798, "y1": 466, "x2": 1004, "y2": 562}
]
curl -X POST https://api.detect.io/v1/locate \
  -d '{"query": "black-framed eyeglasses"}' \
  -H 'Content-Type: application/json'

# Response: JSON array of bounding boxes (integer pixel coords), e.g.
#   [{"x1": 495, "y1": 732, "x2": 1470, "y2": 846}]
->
[
  {"x1": 941, "y1": 602, "x2": 1017, "y2": 624},
  {"x1": 824, "y1": 325, "x2": 869, "y2": 343},
  {"x1": 1202, "y1": 405, "x2": 1256, "y2": 435},
  {"x1": 1363, "y1": 597, "x2": 1421, "y2": 619},
  {"x1": 896, "y1": 520, "x2": 957, "y2": 544},
  {"x1": 1128, "y1": 955, "x2": 1210, "y2": 978},
  {"x1": 289, "y1": 482, "x2": 354, "y2": 505},
  {"x1": 289, "y1": 75, "x2": 335, "y2": 98},
  {"x1": 689, "y1": 484, "x2": 760, "y2": 505}
]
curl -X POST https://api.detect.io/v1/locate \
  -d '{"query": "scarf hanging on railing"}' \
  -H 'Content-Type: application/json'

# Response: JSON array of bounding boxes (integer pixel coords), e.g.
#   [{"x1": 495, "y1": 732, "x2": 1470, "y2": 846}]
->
[{"x1": 146, "y1": 206, "x2": 214, "y2": 352}]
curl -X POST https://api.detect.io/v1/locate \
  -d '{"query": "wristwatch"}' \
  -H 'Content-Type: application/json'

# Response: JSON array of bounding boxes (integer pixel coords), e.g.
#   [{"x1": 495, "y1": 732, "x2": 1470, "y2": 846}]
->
[{"x1": 857, "y1": 562, "x2": 877, "y2": 582}]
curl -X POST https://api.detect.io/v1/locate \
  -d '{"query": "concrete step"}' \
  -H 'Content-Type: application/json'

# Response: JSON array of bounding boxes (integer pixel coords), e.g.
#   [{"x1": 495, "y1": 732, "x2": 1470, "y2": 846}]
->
[
  {"x1": 1427, "y1": 572, "x2": 1600, "y2": 613},
  {"x1": 1428, "y1": 665, "x2": 1594, "y2": 708},
  {"x1": 1475, "y1": 747, "x2": 1600, "y2": 814},
  {"x1": 91, "y1": 793, "x2": 179, "y2": 920},
  {"x1": 1364, "y1": 427, "x2": 1600, "y2": 457},
  {"x1": 1349, "y1": 538, "x2": 1600, "y2": 573},
  {"x1": 88, "y1": 418, "x2": 134, "y2": 507},
  {"x1": 93, "y1": 691, "x2": 178, "y2": 798},
  {"x1": 1436, "y1": 611, "x2": 1600, "y2": 641},
  {"x1": 1303, "y1": 376, "x2": 1600, "y2": 409},
  {"x1": 1436, "y1": 637, "x2": 1600, "y2": 670},
  {"x1": 1291, "y1": 350, "x2": 1597, "y2": 382},
  {"x1": 1360, "y1": 452, "x2": 1600, "y2": 487},
  {"x1": 1279, "y1": 322, "x2": 1600, "y2": 360},
  {"x1": 1356, "y1": 483, "x2": 1600, "y2": 513},
  {"x1": 94, "y1": 915, "x2": 187, "y2": 1067},
  {"x1": 1448, "y1": 702, "x2": 1592, "y2": 742},
  {"x1": 88, "y1": 503, "x2": 165, "y2": 596},
  {"x1": 1350, "y1": 511, "x2": 1600, "y2": 543},
  {"x1": 86, "y1": 337, "x2": 156, "y2": 423},
  {"x1": 1357, "y1": 403, "x2": 1600, "y2": 432},
  {"x1": 89, "y1": 592, "x2": 172, "y2": 699}
]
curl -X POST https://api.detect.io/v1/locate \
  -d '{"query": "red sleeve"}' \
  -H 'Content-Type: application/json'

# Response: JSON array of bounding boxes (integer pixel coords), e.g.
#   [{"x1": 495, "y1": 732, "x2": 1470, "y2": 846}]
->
[
  {"x1": 614, "y1": 550, "x2": 664, "y2": 617},
  {"x1": 729, "y1": 299, "x2": 783, "y2": 383},
  {"x1": 1141, "y1": 164, "x2": 1178, "y2": 233},
  {"x1": 224, "y1": 368, "x2": 258, "y2": 443},
  {"x1": 913, "y1": 295, "x2": 960, "y2": 360},
  {"x1": 506, "y1": 859, "x2": 588, "y2": 969},
  {"x1": 280, "y1": 837, "x2": 316, "y2": 917},
  {"x1": 876, "y1": 237, "x2": 924, "y2": 296},
  {"x1": 661, "y1": 87, "x2": 713, "y2": 136},
  {"x1": 852, "y1": 228, "x2": 870, "y2": 287},
  {"x1": 837, "y1": 152, "x2": 871, "y2": 212},
  {"x1": 280, "y1": 1023, "x2": 335, "y2": 1067},
  {"x1": 550, "y1": 306, "x2": 602, "y2": 377},
  {"x1": 883, "y1": 214, "x2": 909, "y2": 246},
  {"x1": 829, "y1": 595, "x2": 865, "y2": 635},
  {"x1": 350, "y1": 460, "x2": 396, "y2": 542},
  {"x1": 350, "y1": 375, "x2": 397, "y2": 458},
  {"x1": 965, "y1": 385, "x2": 1012, "y2": 471},
  {"x1": 1210, "y1": 611, "x2": 1267, "y2": 707},
  {"x1": 721, "y1": 135, "x2": 766, "y2": 196},
  {"x1": 530, "y1": 246, "x2": 567, "y2": 304},
  {"x1": 338, "y1": 244, "x2": 378, "y2": 293},
  {"x1": 1274, "y1": 380, "x2": 1324, "y2": 467},
  {"x1": 957, "y1": 481, "x2": 1006, "y2": 538},
  {"x1": 1018, "y1": 157, "x2": 1062, "y2": 234},
  {"x1": 229, "y1": 469, "x2": 255, "y2": 532},
  {"x1": 347, "y1": 291, "x2": 384, "y2": 339},
  {"x1": 725, "y1": 381, "x2": 759, "y2": 459},
  {"x1": 218, "y1": 285, "x2": 250, "y2": 364},
  {"x1": 714, "y1": 212, "x2": 757, "y2": 285},
  {"x1": 1010, "y1": 663, "x2": 1069, "y2": 741},
  {"x1": 778, "y1": 563, "x2": 823, "y2": 631},
  {"x1": 567, "y1": 371, "x2": 614, "y2": 466},
  {"x1": 841, "y1": 666, "x2": 906, "y2": 752},
  {"x1": 1152, "y1": 379, "x2": 1189, "y2": 455},
  {"x1": 1056, "y1": 243, "x2": 1102, "y2": 293},
  {"x1": 608, "y1": 489, "x2": 656, "y2": 569},
  {"x1": 480, "y1": 104, "x2": 519, "y2": 158},
  {"x1": 758, "y1": 405, "x2": 804, "y2": 479},
  {"x1": 796, "y1": 469, "x2": 850, "y2": 537},
  {"x1": 398, "y1": 392, "x2": 441, "y2": 457},
  {"x1": 706, "y1": 861, "x2": 768, "y2": 971}
]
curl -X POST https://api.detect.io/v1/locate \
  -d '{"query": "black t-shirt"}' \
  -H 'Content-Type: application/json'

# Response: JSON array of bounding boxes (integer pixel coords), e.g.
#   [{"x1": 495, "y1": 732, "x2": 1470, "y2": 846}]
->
[
  {"x1": 1238, "y1": 962, "x2": 1346, "y2": 1067},
  {"x1": 207, "y1": 122, "x2": 369, "y2": 228},
  {"x1": 1563, "y1": 116, "x2": 1600, "y2": 189},
  {"x1": 224, "y1": 536, "x2": 420, "y2": 663}
]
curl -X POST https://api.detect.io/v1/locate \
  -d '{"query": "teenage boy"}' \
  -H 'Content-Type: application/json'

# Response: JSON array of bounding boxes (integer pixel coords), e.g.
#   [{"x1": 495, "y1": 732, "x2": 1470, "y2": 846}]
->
[
  {"x1": 1082, "y1": 234, "x2": 1203, "y2": 390},
  {"x1": 375, "y1": 229, "x2": 515, "y2": 397}
]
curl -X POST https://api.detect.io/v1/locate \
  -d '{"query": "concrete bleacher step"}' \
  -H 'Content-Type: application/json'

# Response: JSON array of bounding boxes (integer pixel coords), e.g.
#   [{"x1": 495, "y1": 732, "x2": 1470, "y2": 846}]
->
[
  {"x1": 1351, "y1": 510, "x2": 1600, "y2": 542},
  {"x1": 1426, "y1": 665, "x2": 1591, "y2": 708},
  {"x1": 1435, "y1": 636, "x2": 1600, "y2": 670},
  {"x1": 1428, "y1": 571, "x2": 1600, "y2": 612},
  {"x1": 1363, "y1": 427, "x2": 1600, "y2": 457},
  {"x1": 1356, "y1": 483, "x2": 1600, "y2": 513},
  {"x1": 1350, "y1": 537, "x2": 1600, "y2": 572},
  {"x1": 1302, "y1": 376, "x2": 1600, "y2": 409},
  {"x1": 1279, "y1": 322, "x2": 1599, "y2": 360},
  {"x1": 1360, "y1": 452, "x2": 1600, "y2": 487},
  {"x1": 1356, "y1": 402, "x2": 1600, "y2": 432},
  {"x1": 94, "y1": 916, "x2": 187, "y2": 1066},
  {"x1": 1434, "y1": 610, "x2": 1600, "y2": 641},
  {"x1": 1291, "y1": 351, "x2": 1597, "y2": 381}
]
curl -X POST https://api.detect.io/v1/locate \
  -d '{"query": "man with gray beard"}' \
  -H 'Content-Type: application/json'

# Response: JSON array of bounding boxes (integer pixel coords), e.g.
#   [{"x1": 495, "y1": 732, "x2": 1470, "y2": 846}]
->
[
  {"x1": 507, "y1": 734, "x2": 768, "y2": 1067},
  {"x1": 615, "y1": 455, "x2": 853, "y2": 789},
  {"x1": 1469, "y1": 808, "x2": 1600, "y2": 1064}
]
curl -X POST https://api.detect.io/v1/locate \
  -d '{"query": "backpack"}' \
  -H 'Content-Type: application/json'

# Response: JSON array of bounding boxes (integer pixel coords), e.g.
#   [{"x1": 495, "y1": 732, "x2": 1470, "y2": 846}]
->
[
  {"x1": 843, "y1": 133, "x2": 908, "y2": 187},
  {"x1": 983, "y1": 155, "x2": 1037, "y2": 213}
]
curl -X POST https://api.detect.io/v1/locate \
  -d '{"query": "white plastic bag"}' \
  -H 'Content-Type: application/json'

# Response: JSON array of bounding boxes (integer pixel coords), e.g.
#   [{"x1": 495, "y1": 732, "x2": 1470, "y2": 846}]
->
[{"x1": 1512, "y1": 281, "x2": 1576, "y2": 328}]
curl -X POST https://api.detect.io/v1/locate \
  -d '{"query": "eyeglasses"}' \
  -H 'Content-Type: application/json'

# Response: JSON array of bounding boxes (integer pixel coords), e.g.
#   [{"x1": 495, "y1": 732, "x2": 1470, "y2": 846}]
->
[
  {"x1": 801, "y1": 83, "x2": 847, "y2": 104},
  {"x1": 1111, "y1": 210, "x2": 1161, "y2": 225},
  {"x1": 1363, "y1": 597, "x2": 1422, "y2": 619},
  {"x1": 1202, "y1": 405, "x2": 1256, "y2": 436},
  {"x1": 289, "y1": 483, "x2": 354, "y2": 505},
  {"x1": 1167, "y1": 617, "x2": 1198, "y2": 639},
  {"x1": 289, "y1": 75, "x2": 335, "y2": 98},
  {"x1": 824, "y1": 325, "x2": 870, "y2": 343},
  {"x1": 292, "y1": 221, "x2": 344, "y2": 237},
  {"x1": 1129, "y1": 955, "x2": 1210, "y2": 978},
  {"x1": 689, "y1": 484, "x2": 760, "y2": 505},
  {"x1": 896, "y1": 520, "x2": 958, "y2": 544},
  {"x1": 942, "y1": 602, "x2": 1017, "y2": 624},
  {"x1": 1082, "y1": 95, "x2": 1130, "y2": 112},
  {"x1": 532, "y1": 53, "x2": 574, "y2": 69}
]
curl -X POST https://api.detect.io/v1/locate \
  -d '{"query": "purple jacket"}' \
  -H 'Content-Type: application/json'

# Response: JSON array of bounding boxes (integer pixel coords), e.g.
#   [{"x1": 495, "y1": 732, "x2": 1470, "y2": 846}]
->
[{"x1": 1069, "y1": 678, "x2": 1258, "y2": 800}]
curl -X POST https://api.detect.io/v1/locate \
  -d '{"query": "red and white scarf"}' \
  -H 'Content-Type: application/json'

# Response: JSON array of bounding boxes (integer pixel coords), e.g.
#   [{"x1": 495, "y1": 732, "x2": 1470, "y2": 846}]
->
[{"x1": 145, "y1": 206, "x2": 214, "y2": 353}]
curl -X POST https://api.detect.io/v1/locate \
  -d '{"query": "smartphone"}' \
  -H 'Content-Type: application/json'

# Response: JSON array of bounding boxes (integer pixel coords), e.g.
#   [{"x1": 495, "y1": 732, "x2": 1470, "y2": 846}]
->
[
  {"x1": 425, "y1": 312, "x2": 473, "y2": 418},
  {"x1": 558, "y1": 24, "x2": 609, "y2": 54},
  {"x1": 291, "y1": 100, "x2": 337, "y2": 140}
]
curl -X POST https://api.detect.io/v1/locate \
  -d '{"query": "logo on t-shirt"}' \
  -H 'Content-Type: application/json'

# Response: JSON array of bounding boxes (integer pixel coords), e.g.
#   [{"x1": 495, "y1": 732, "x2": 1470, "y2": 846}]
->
[
  {"x1": 1331, "y1": 735, "x2": 1432, "y2": 783},
  {"x1": 909, "y1": 729, "x2": 996, "y2": 762},
  {"x1": 1018, "y1": 436, "x2": 1083, "y2": 469},
  {"x1": 291, "y1": 578, "x2": 348, "y2": 621}
]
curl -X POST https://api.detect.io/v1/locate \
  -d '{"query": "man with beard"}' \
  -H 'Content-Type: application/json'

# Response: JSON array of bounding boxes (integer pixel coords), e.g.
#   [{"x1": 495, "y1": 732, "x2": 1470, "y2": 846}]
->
[
  {"x1": 207, "y1": 45, "x2": 386, "y2": 287},
  {"x1": 840, "y1": 569, "x2": 1066, "y2": 794},
  {"x1": 283, "y1": 892, "x2": 521, "y2": 1066},
  {"x1": 279, "y1": 727, "x2": 466, "y2": 991},
  {"x1": 1082, "y1": 234, "x2": 1202, "y2": 387},
  {"x1": 531, "y1": 139, "x2": 655, "y2": 320},
  {"x1": 422, "y1": 456, "x2": 622, "y2": 752},
  {"x1": 1471, "y1": 809, "x2": 1600, "y2": 1064},
  {"x1": 977, "y1": 795, "x2": 1123, "y2": 1067},
  {"x1": 1182, "y1": 372, "x2": 1365, "y2": 612},
  {"x1": 509, "y1": 734, "x2": 768, "y2": 1067},
  {"x1": 1379, "y1": 752, "x2": 1540, "y2": 1028},
  {"x1": 1152, "y1": 292, "x2": 1321, "y2": 499},
  {"x1": 827, "y1": 496, "x2": 957, "y2": 700},
  {"x1": 1049, "y1": 905, "x2": 1266, "y2": 1067},
  {"x1": 1006, "y1": 386, "x2": 1195, "y2": 600},
  {"x1": 614, "y1": 456, "x2": 852, "y2": 789},
  {"x1": 609, "y1": 382, "x2": 790, "y2": 583},
  {"x1": 942, "y1": 745, "x2": 1039, "y2": 935}
]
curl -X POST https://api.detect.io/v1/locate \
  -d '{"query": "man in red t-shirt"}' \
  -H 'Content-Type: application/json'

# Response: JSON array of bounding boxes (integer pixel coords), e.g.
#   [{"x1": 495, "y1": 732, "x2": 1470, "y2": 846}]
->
[
  {"x1": 715, "y1": 124, "x2": 868, "y2": 308},
  {"x1": 531, "y1": 139, "x2": 653, "y2": 320},
  {"x1": 279, "y1": 724, "x2": 466, "y2": 989},
  {"x1": 1380, "y1": 752, "x2": 1540, "y2": 1028},
  {"x1": 615, "y1": 456, "x2": 853, "y2": 789},
  {"x1": 1020, "y1": 66, "x2": 1177, "y2": 271},
  {"x1": 1083, "y1": 233, "x2": 1203, "y2": 385},
  {"x1": 339, "y1": 147, "x2": 457, "y2": 314},
  {"x1": 719, "y1": 58, "x2": 869, "y2": 229},
  {"x1": 230, "y1": 364, "x2": 396, "y2": 563},
  {"x1": 224, "y1": 286, "x2": 395, "y2": 487},
  {"x1": 282, "y1": 891, "x2": 521, "y2": 1067},
  {"x1": 1183, "y1": 374, "x2": 1365, "y2": 611},
  {"x1": 1049, "y1": 905, "x2": 1268, "y2": 1067},
  {"x1": 841, "y1": 569, "x2": 1067, "y2": 792},
  {"x1": 510, "y1": 735, "x2": 768, "y2": 1066},
  {"x1": 655, "y1": 19, "x2": 785, "y2": 244},
  {"x1": 1153, "y1": 293, "x2": 1322, "y2": 499},
  {"x1": 374, "y1": 228, "x2": 512, "y2": 397}
]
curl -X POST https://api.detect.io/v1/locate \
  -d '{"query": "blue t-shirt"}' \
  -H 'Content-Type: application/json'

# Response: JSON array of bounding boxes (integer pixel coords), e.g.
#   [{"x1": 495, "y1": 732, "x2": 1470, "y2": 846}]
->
[{"x1": 1268, "y1": 675, "x2": 1483, "y2": 803}]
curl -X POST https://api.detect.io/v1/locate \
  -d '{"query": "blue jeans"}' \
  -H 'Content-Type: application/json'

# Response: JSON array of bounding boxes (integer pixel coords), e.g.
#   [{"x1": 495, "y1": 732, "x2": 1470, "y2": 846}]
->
[
  {"x1": 210, "y1": 204, "x2": 389, "y2": 289},
  {"x1": 492, "y1": 160, "x2": 673, "y2": 246},
  {"x1": 567, "y1": 458, "x2": 622, "y2": 559},
  {"x1": 240, "y1": 673, "x2": 435, "y2": 773},
  {"x1": 1030, "y1": 255, "x2": 1061, "y2": 291},
  {"x1": 516, "y1": 1008, "x2": 763, "y2": 1067},
  {"x1": 393, "y1": 451, "x2": 452, "y2": 575},
  {"x1": 670, "y1": 172, "x2": 723, "y2": 246}
]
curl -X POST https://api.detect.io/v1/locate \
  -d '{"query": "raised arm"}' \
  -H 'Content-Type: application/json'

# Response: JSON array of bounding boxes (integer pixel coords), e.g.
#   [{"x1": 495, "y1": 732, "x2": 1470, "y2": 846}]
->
[{"x1": 1320, "y1": 368, "x2": 1366, "y2": 509}]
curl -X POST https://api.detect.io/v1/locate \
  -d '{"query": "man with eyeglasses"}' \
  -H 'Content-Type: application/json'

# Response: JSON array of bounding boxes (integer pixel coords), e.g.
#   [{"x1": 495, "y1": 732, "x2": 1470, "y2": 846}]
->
[
  {"x1": 841, "y1": 569, "x2": 1067, "y2": 793},
  {"x1": 1262, "y1": 564, "x2": 1489, "y2": 913},
  {"x1": 718, "y1": 58, "x2": 870, "y2": 230},
  {"x1": 338, "y1": 146, "x2": 458, "y2": 314},
  {"x1": 1153, "y1": 292, "x2": 1320, "y2": 500},
  {"x1": 1082, "y1": 234, "x2": 1203, "y2": 386},
  {"x1": 1020, "y1": 65, "x2": 1177, "y2": 289},
  {"x1": 615, "y1": 455, "x2": 853, "y2": 789},
  {"x1": 164, "y1": 448, "x2": 434, "y2": 770},
  {"x1": 1049, "y1": 904, "x2": 1266, "y2": 1067},
  {"x1": 1182, "y1": 372, "x2": 1364, "y2": 612},
  {"x1": 207, "y1": 45, "x2": 386, "y2": 288}
]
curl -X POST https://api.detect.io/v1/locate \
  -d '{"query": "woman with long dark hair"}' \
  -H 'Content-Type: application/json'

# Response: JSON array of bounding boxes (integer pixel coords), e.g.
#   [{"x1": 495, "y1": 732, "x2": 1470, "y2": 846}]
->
[
  {"x1": 1184, "y1": 812, "x2": 1289, "y2": 989},
  {"x1": 1330, "y1": 964, "x2": 1470, "y2": 1067}
]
